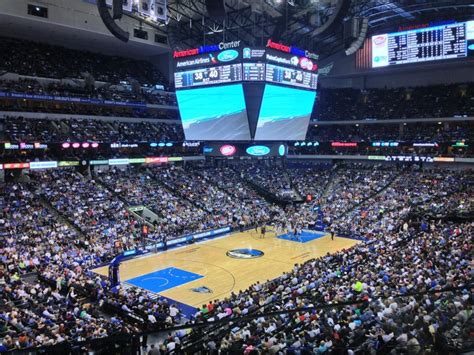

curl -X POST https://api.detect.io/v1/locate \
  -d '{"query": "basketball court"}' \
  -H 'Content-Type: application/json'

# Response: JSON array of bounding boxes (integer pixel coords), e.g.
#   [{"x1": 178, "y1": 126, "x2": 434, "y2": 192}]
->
[{"x1": 93, "y1": 229, "x2": 360, "y2": 313}]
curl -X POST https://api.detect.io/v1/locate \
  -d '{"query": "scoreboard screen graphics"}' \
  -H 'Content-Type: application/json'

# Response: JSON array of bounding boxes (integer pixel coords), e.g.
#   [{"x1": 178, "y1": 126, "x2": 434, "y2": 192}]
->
[
  {"x1": 372, "y1": 20, "x2": 474, "y2": 68},
  {"x1": 176, "y1": 84, "x2": 251, "y2": 141},
  {"x1": 255, "y1": 84, "x2": 316, "y2": 141}
]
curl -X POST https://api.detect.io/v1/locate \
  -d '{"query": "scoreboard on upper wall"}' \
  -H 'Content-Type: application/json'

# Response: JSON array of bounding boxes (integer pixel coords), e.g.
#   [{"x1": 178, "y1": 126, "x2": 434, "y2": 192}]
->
[
  {"x1": 173, "y1": 40, "x2": 319, "y2": 142},
  {"x1": 371, "y1": 20, "x2": 474, "y2": 68}
]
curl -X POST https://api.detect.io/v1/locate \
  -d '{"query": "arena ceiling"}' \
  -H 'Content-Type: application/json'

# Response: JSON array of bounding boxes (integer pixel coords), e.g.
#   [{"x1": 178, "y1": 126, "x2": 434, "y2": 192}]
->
[{"x1": 163, "y1": 0, "x2": 474, "y2": 59}]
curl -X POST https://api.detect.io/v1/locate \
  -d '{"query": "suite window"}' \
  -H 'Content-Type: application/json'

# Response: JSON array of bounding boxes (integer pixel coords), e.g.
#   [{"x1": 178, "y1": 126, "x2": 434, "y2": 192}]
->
[
  {"x1": 134, "y1": 29, "x2": 148, "y2": 40},
  {"x1": 28, "y1": 4, "x2": 48, "y2": 18}
]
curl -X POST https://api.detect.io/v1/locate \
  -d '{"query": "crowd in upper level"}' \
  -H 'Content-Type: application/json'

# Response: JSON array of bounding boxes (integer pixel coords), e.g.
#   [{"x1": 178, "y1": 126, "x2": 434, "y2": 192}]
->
[
  {"x1": 314, "y1": 83, "x2": 474, "y2": 121},
  {"x1": 2, "y1": 116, "x2": 183, "y2": 143},
  {"x1": 306, "y1": 122, "x2": 473, "y2": 142},
  {"x1": 0, "y1": 37, "x2": 168, "y2": 87},
  {"x1": 0, "y1": 79, "x2": 177, "y2": 107}
]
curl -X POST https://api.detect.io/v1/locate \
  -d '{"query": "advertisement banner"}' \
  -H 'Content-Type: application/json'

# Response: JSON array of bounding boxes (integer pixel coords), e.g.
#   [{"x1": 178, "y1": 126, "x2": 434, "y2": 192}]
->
[
  {"x1": 0, "y1": 92, "x2": 147, "y2": 108},
  {"x1": 29, "y1": 161, "x2": 58, "y2": 170},
  {"x1": 203, "y1": 143, "x2": 287, "y2": 157}
]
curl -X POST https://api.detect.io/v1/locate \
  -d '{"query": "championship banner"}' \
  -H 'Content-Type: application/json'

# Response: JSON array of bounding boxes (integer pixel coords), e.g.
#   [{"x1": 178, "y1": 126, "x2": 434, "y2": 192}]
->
[
  {"x1": 105, "y1": 0, "x2": 133, "y2": 12},
  {"x1": 139, "y1": 0, "x2": 152, "y2": 16}
]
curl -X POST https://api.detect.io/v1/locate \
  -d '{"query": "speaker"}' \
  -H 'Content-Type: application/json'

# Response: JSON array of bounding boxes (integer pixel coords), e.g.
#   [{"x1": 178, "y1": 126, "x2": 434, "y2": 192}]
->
[
  {"x1": 112, "y1": 0, "x2": 123, "y2": 20},
  {"x1": 311, "y1": 0, "x2": 351, "y2": 38},
  {"x1": 97, "y1": 0, "x2": 130, "y2": 42},
  {"x1": 345, "y1": 17, "x2": 368, "y2": 56},
  {"x1": 344, "y1": 17, "x2": 360, "y2": 42},
  {"x1": 205, "y1": 0, "x2": 226, "y2": 20}
]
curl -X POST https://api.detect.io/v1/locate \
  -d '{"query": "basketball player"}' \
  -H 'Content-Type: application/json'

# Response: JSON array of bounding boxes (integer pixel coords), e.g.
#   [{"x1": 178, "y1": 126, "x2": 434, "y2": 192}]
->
[
  {"x1": 295, "y1": 225, "x2": 302, "y2": 242},
  {"x1": 293, "y1": 224, "x2": 300, "y2": 242},
  {"x1": 260, "y1": 225, "x2": 266, "y2": 239}
]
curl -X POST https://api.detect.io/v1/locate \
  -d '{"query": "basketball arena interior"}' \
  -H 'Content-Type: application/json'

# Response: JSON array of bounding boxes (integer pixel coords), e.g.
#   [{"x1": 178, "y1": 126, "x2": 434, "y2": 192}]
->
[{"x1": 0, "y1": 0, "x2": 473, "y2": 354}]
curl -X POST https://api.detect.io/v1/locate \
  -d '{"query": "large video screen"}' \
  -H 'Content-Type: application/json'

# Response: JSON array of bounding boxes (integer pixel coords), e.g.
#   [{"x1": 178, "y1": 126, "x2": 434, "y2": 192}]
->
[
  {"x1": 176, "y1": 84, "x2": 251, "y2": 141},
  {"x1": 372, "y1": 20, "x2": 474, "y2": 68},
  {"x1": 255, "y1": 84, "x2": 316, "y2": 141}
]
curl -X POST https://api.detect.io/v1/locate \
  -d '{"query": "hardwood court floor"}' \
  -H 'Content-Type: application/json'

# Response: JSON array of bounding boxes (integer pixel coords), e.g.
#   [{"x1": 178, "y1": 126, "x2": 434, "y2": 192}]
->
[{"x1": 93, "y1": 230, "x2": 359, "y2": 308}]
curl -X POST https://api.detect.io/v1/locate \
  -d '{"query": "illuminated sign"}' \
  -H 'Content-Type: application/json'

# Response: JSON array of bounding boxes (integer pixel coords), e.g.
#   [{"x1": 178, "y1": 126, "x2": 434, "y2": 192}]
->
[
  {"x1": 111, "y1": 143, "x2": 139, "y2": 149},
  {"x1": 294, "y1": 142, "x2": 319, "y2": 146},
  {"x1": 19, "y1": 143, "x2": 33, "y2": 149},
  {"x1": 266, "y1": 53, "x2": 317, "y2": 71},
  {"x1": 4, "y1": 143, "x2": 19, "y2": 150},
  {"x1": 145, "y1": 157, "x2": 169, "y2": 164},
  {"x1": 372, "y1": 21, "x2": 474, "y2": 68},
  {"x1": 182, "y1": 142, "x2": 201, "y2": 148},
  {"x1": 266, "y1": 39, "x2": 319, "y2": 60},
  {"x1": 434, "y1": 157, "x2": 455, "y2": 162},
  {"x1": 34, "y1": 142, "x2": 48, "y2": 149},
  {"x1": 176, "y1": 56, "x2": 212, "y2": 68},
  {"x1": 30, "y1": 161, "x2": 58, "y2": 169},
  {"x1": 246, "y1": 145, "x2": 271, "y2": 156},
  {"x1": 4, "y1": 162, "x2": 30, "y2": 169},
  {"x1": 173, "y1": 40, "x2": 241, "y2": 58},
  {"x1": 413, "y1": 142, "x2": 438, "y2": 147},
  {"x1": 452, "y1": 141, "x2": 468, "y2": 147},
  {"x1": 90, "y1": 160, "x2": 109, "y2": 165},
  {"x1": 371, "y1": 142, "x2": 400, "y2": 147},
  {"x1": 168, "y1": 157, "x2": 183, "y2": 162},
  {"x1": 129, "y1": 158, "x2": 146, "y2": 164},
  {"x1": 384, "y1": 155, "x2": 434, "y2": 163},
  {"x1": 123, "y1": 250, "x2": 137, "y2": 257},
  {"x1": 108, "y1": 159, "x2": 130, "y2": 165},
  {"x1": 243, "y1": 48, "x2": 266, "y2": 59},
  {"x1": 217, "y1": 49, "x2": 239, "y2": 62},
  {"x1": 278, "y1": 144, "x2": 286, "y2": 156},
  {"x1": 3, "y1": 142, "x2": 48, "y2": 150},
  {"x1": 331, "y1": 142, "x2": 358, "y2": 147},
  {"x1": 173, "y1": 48, "x2": 199, "y2": 58},
  {"x1": 58, "y1": 161, "x2": 80, "y2": 167},
  {"x1": 368, "y1": 155, "x2": 386, "y2": 160},
  {"x1": 220, "y1": 145, "x2": 237, "y2": 156}
]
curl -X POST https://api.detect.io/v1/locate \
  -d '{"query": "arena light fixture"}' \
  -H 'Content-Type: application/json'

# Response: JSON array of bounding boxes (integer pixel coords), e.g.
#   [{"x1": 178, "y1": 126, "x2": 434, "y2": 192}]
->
[
  {"x1": 72, "y1": 143, "x2": 81, "y2": 148},
  {"x1": 82, "y1": 142, "x2": 90, "y2": 148}
]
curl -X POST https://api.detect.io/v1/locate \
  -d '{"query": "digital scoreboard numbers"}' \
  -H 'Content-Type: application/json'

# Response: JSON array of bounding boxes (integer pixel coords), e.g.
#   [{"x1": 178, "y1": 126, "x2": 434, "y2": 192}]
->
[
  {"x1": 175, "y1": 64, "x2": 242, "y2": 88},
  {"x1": 373, "y1": 21, "x2": 473, "y2": 67},
  {"x1": 243, "y1": 63, "x2": 265, "y2": 81},
  {"x1": 265, "y1": 64, "x2": 318, "y2": 89}
]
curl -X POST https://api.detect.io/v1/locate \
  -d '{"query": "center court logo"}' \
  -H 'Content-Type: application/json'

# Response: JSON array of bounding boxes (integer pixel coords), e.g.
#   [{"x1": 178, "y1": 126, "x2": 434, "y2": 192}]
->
[{"x1": 226, "y1": 249, "x2": 264, "y2": 259}]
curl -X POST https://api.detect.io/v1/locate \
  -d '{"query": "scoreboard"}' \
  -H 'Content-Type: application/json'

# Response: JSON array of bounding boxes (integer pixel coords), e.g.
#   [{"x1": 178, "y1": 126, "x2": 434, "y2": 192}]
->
[
  {"x1": 243, "y1": 63, "x2": 266, "y2": 81},
  {"x1": 173, "y1": 40, "x2": 319, "y2": 141},
  {"x1": 265, "y1": 64, "x2": 318, "y2": 90},
  {"x1": 372, "y1": 21, "x2": 474, "y2": 67},
  {"x1": 175, "y1": 64, "x2": 242, "y2": 89},
  {"x1": 174, "y1": 44, "x2": 318, "y2": 90}
]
